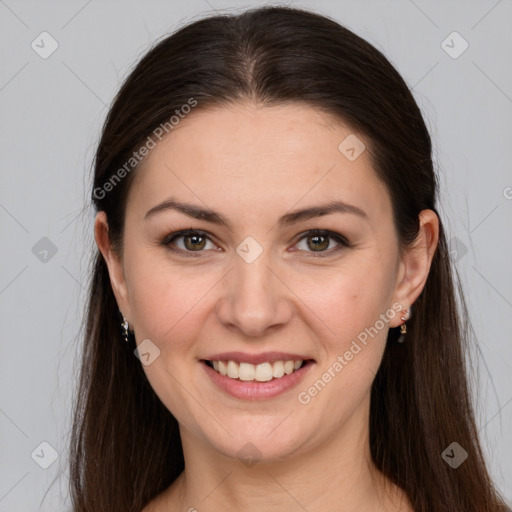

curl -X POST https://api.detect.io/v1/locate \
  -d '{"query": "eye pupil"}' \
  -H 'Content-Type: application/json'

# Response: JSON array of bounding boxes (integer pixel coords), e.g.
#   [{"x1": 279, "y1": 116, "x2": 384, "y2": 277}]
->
[
  {"x1": 185, "y1": 234, "x2": 206, "y2": 251},
  {"x1": 308, "y1": 234, "x2": 329, "y2": 251}
]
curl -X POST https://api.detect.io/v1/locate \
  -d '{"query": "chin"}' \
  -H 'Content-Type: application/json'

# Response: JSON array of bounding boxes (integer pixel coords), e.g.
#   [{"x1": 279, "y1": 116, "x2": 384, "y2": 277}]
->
[{"x1": 196, "y1": 414, "x2": 311, "y2": 465}]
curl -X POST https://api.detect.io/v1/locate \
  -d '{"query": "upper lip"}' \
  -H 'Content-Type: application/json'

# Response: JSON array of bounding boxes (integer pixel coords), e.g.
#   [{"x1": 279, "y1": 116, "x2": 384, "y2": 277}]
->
[{"x1": 203, "y1": 351, "x2": 314, "y2": 365}]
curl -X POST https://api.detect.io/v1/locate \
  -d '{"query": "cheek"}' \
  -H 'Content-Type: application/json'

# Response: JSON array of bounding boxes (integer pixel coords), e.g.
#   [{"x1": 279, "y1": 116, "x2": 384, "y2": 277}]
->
[
  {"x1": 292, "y1": 267, "x2": 393, "y2": 433},
  {"x1": 125, "y1": 246, "x2": 213, "y2": 346},
  {"x1": 124, "y1": 251, "x2": 215, "y2": 429},
  {"x1": 290, "y1": 256, "x2": 396, "y2": 351}
]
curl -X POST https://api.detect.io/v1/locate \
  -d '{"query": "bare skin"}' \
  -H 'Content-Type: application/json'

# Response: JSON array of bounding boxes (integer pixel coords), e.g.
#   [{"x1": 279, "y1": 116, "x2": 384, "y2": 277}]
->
[{"x1": 95, "y1": 101, "x2": 438, "y2": 511}]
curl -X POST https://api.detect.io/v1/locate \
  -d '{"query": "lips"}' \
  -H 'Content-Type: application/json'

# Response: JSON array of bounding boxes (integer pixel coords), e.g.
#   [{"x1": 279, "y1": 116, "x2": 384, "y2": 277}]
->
[{"x1": 200, "y1": 351, "x2": 315, "y2": 400}]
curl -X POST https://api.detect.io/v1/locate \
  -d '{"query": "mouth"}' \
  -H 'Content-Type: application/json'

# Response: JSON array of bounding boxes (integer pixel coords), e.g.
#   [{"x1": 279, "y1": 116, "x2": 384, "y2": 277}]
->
[
  {"x1": 200, "y1": 353, "x2": 315, "y2": 400},
  {"x1": 203, "y1": 358, "x2": 311, "y2": 382}
]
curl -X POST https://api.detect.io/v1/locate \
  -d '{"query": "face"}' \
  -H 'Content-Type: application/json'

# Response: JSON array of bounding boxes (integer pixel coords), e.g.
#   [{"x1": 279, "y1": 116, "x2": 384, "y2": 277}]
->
[{"x1": 96, "y1": 102, "x2": 428, "y2": 465}]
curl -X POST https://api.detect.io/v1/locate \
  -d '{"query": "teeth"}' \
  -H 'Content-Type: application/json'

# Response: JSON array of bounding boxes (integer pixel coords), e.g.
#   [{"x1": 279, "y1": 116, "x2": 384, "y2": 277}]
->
[
  {"x1": 255, "y1": 362, "x2": 273, "y2": 381},
  {"x1": 209, "y1": 359, "x2": 305, "y2": 382},
  {"x1": 227, "y1": 360, "x2": 239, "y2": 379},
  {"x1": 272, "y1": 361, "x2": 284, "y2": 378},
  {"x1": 284, "y1": 361, "x2": 294, "y2": 375},
  {"x1": 239, "y1": 362, "x2": 255, "y2": 381}
]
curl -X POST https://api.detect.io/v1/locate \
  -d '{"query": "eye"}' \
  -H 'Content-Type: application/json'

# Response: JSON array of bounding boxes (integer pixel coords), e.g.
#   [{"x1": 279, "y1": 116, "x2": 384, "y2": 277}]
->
[
  {"x1": 293, "y1": 229, "x2": 350, "y2": 256},
  {"x1": 162, "y1": 228, "x2": 350, "y2": 258},
  {"x1": 163, "y1": 230, "x2": 218, "y2": 257}
]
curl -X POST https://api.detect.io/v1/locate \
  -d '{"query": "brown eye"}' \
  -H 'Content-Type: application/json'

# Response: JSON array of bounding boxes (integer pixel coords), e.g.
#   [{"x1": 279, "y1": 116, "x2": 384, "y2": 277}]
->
[
  {"x1": 294, "y1": 229, "x2": 350, "y2": 256},
  {"x1": 183, "y1": 233, "x2": 207, "y2": 251},
  {"x1": 163, "y1": 230, "x2": 216, "y2": 256},
  {"x1": 306, "y1": 233, "x2": 330, "y2": 251}
]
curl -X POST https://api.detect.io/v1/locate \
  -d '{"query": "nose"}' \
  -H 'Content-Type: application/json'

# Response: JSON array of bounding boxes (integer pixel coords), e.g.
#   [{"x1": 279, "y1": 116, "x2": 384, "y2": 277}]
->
[{"x1": 215, "y1": 249, "x2": 293, "y2": 338}]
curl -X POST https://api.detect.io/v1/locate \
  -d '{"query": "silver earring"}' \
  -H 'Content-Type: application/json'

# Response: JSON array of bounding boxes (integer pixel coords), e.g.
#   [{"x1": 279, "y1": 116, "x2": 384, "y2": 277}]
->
[
  {"x1": 120, "y1": 311, "x2": 134, "y2": 344},
  {"x1": 121, "y1": 317, "x2": 130, "y2": 343}
]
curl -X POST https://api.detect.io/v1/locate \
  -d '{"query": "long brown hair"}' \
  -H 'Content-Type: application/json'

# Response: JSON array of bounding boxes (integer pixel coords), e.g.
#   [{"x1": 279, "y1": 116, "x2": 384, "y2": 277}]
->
[{"x1": 69, "y1": 6, "x2": 509, "y2": 511}]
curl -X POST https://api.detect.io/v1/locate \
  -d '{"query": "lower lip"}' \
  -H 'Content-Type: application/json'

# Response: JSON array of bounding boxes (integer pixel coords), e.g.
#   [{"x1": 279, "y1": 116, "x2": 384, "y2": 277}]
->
[{"x1": 201, "y1": 360, "x2": 314, "y2": 400}]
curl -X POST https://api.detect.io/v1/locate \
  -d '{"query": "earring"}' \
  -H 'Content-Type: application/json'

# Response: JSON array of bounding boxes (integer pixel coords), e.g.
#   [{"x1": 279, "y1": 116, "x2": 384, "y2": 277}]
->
[
  {"x1": 120, "y1": 311, "x2": 135, "y2": 345},
  {"x1": 397, "y1": 308, "x2": 410, "y2": 343}
]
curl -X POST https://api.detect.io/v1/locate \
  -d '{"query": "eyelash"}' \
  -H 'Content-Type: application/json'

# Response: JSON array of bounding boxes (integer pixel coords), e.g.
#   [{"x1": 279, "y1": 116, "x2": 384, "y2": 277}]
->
[{"x1": 161, "y1": 229, "x2": 351, "y2": 258}]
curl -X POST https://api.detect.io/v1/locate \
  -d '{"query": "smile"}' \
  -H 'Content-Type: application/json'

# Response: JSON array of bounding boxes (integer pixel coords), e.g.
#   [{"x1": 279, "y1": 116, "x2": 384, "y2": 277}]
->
[
  {"x1": 205, "y1": 359, "x2": 305, "y2": 382},
  {"x1": 201, "y1": 355, "x2": 315, "y2": 400}
]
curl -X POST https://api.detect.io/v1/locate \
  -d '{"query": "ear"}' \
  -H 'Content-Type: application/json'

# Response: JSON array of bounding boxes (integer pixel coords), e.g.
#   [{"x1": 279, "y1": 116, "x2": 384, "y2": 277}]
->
[
  {"x1": 94, "y1": 211, "x2": 132, "y2": 323},
  {"x1": 390, "y1": 209, "x2": 439, "y2": 327}
]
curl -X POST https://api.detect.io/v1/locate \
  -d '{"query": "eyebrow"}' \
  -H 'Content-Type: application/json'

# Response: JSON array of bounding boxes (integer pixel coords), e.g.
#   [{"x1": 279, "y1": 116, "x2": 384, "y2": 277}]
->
[{"x1": 144, "y1": 197, "x2": 368, "y2": 228}]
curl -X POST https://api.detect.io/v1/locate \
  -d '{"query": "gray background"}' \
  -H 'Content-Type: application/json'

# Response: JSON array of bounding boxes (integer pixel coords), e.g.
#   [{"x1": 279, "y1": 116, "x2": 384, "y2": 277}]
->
[{"x1": 0, "y1": 0, "x2": 511, "y2": 510}]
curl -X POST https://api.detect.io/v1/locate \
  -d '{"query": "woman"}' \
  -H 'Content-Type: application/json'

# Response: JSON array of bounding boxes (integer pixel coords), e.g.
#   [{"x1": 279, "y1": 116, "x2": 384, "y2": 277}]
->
[{"x1": 70, "y1": 5, "x2": 509, "y2": 511}]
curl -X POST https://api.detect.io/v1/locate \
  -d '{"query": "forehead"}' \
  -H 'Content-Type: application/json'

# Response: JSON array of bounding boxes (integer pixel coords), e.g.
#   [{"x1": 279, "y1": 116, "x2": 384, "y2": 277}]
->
[{"x1": 126, "y1": 102, "x2": 392, "y2": 225}]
